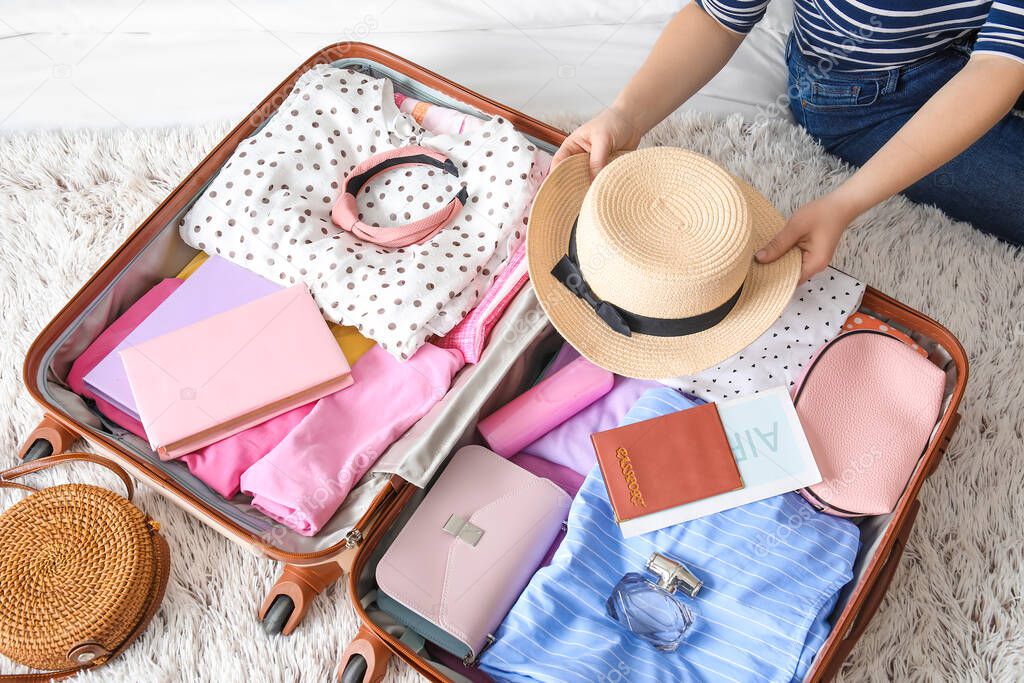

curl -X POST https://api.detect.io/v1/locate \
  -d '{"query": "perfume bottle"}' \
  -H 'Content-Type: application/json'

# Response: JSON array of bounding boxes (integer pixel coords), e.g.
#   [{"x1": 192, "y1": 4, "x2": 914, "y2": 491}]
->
[{"x1": 606, "y1": 552, "x2": 702, "y2": 652}]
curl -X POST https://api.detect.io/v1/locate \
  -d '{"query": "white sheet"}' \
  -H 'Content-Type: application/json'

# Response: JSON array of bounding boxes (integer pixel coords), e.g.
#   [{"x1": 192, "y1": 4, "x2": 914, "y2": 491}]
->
[{"x1": 0, "y1": 0, "x2": 794, "y2": 131}]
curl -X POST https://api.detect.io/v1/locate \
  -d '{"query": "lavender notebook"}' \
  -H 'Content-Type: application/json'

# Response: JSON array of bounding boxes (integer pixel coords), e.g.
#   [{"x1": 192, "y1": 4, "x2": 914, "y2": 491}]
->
[{"x1": 83, "y1": 256, "x2": 281, "y2": 419}]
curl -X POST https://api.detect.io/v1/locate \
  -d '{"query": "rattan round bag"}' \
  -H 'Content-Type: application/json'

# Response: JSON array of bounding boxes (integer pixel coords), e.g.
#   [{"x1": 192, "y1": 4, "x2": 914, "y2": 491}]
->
[{"x1": 0, "y1": 453, "x2": 169, "y2": 678}]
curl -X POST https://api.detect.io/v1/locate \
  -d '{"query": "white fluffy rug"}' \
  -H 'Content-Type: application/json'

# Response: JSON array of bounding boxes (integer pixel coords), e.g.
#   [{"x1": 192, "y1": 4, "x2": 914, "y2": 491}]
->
[{"x1": 1, "y1": 113, "x2": 1021, "y2": 682}]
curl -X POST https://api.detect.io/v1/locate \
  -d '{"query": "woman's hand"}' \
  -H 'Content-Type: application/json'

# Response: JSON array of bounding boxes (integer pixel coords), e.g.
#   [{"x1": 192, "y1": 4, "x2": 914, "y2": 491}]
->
[
  {"x1": 755, "y1": 193, "x2": 858, "y2": 281},
  {"x1": 552, "y1": 105, "x2": 644, "y2": 177},
  {"x1": 759, "y1": 54, "x2": 1024, "y2": 282}
]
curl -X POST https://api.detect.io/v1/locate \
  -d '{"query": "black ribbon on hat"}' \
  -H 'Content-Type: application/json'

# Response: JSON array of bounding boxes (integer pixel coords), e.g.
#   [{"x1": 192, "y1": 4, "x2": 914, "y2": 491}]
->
[{"x1": 551, "y1": 219, "x2": 744, "y2": 338}]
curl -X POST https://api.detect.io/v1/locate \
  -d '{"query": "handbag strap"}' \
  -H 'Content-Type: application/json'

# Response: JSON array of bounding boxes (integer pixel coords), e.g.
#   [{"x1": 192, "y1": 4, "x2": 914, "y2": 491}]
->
[
  {"x1": 0, "y1": 454, "x2": 163, "y2": 681},
  {"x1": 0, "y1": 452, "x2": 134, "y2": 501}
]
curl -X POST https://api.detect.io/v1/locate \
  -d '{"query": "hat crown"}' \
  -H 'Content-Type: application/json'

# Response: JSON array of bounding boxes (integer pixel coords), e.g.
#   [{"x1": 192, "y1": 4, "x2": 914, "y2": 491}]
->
[{"x1": 576, "y1": 148, "x2": 752, "y2": 319}]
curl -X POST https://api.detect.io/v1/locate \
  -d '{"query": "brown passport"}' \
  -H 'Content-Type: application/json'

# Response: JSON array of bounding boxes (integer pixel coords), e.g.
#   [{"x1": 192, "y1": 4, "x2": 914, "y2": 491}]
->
[{"x1": 590, "y1": 402, "x2": 743, "y2": 524}]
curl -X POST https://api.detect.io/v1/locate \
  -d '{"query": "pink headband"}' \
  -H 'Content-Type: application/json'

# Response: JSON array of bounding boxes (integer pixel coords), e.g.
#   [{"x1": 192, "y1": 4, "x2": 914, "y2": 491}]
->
[{"x1": 332, "y1": 145, "x2": 468, "y2": 248}]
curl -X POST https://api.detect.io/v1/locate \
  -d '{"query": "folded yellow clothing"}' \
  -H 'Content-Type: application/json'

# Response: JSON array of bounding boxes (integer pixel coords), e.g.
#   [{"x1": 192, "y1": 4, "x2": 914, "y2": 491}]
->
[
  {"x1": 330, "y1": 324, "x2": 376, "y2": 365},
  {"x1": 176, "y1": 251, "x2": 210, "y2": 279},
  {"x1": 175, "y1": 252, "x2": 375, "y2": 366}
]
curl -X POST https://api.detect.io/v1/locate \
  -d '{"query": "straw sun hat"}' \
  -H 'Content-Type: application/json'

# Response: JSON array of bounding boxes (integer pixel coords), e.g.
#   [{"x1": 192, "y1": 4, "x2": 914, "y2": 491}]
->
[{"x1": 527, "y1": 147, "x2": 801, "y2": 379}]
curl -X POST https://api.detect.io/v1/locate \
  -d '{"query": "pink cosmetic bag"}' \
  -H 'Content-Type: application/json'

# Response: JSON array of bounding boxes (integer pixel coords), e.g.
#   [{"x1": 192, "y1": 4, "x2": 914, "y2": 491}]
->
[
  {"x1": 794, "y1": 330, "x2": 946, "y2": 517},
  {"x1": 375, "y1": 445, "x2": 571, "y2": 663}
]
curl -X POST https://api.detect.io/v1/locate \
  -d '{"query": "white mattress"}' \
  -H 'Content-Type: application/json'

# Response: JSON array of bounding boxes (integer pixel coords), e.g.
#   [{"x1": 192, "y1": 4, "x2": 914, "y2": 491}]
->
[{"x1": 0, "y1": 0, "x2": 794, "y2": 131}]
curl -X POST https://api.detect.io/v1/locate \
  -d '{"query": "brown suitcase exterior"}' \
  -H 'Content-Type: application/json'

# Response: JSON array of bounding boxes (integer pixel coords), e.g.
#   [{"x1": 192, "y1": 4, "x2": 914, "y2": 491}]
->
[{"x1": 17, "y1": 43, "x2": 968, "y2": 681}]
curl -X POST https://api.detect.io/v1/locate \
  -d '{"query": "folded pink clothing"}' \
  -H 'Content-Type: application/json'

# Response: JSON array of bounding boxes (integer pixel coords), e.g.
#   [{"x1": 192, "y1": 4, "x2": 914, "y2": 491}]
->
[
  {"x1": 435, "y1": 150, "x2": 549, "y2": 363},
  {"x1": 67, "y1": 278, "x2": 184, "y2": 438},
  {"x1": 179, "y1": 402, "x2": 315, "y2": 498},
  {"x1": 240, "y1": 343, "x2": 464, "y2": 536}
]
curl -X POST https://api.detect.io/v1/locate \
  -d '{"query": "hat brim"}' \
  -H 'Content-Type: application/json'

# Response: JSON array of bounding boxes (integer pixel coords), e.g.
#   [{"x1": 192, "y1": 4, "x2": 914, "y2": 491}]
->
[{"x1": 527, "y1": 152, "x2": 801, "y2": 380}]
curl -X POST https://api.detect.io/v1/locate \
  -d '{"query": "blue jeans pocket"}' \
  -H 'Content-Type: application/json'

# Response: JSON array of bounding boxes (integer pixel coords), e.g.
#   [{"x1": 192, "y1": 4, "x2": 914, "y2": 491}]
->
[{"x1": 799, "y1": 78, "x2": 881, "y2": 112}]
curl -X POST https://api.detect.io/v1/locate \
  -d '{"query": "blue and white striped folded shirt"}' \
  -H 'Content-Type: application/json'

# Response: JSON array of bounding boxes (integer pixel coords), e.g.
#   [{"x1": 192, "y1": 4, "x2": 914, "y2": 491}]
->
[
  {"x1": 697, "y1": 0, "x2": 1024, "y2": 71},
  {"x1": 479, "y1": 387, "x2": 860, "y2": 683}
]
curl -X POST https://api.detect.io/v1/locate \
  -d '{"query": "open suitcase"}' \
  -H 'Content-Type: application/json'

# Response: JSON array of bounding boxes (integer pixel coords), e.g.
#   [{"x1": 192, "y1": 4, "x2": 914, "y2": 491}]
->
[{"x1": 18, "y1": 43, "x2": 967, "y2": 682}]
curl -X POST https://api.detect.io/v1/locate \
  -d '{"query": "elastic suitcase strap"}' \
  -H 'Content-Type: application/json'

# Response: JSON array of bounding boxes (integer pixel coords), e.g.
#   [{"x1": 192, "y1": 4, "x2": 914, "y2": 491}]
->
[{"x1": 333, "y1": 145, "x2": 469, "y2": 248}]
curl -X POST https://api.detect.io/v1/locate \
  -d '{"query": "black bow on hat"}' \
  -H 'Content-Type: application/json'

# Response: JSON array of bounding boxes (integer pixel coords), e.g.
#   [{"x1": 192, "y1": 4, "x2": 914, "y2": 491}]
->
[
  {"x1": 549, "y1": 219, "x2": 744, "y2": 339},
  {"x1": 550, "y1": 255, "x2": 632, "y2": 337}
]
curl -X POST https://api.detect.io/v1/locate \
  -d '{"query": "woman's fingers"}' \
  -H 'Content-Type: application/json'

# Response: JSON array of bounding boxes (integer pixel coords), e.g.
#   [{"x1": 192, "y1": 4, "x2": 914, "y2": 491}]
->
[
  {"x1": 553, "y1": 106, "x2": 641, "y2": 175},
  {"x1": 755, "y1": 221, "x2": 803, "y2": 265},
  {"x1": 552, "y1": 133, "x2": 588, "y2": 167},
  {"x1": 587, "y1": 134, "x2": 612, "y2": 178},
  {"x1": 757, "y1": 198, "x2": 847, "y2": 281},
  {"x1": 551, "y1": 129, "x2": 613, "y2": 178},
  {"x1": 798, "y1": 249, "x2": 830, "y2": 281}
]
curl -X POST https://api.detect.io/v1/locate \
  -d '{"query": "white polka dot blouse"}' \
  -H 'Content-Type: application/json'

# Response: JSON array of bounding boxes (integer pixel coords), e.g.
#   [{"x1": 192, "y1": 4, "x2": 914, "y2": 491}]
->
[{"x1": 180, "y1": 65, "x2": 543, "y2": 360}]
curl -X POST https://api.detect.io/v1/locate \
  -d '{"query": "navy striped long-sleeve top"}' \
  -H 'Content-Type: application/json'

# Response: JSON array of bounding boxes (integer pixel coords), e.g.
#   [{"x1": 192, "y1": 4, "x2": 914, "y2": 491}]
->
[{"x1": 697, "y1": 0, "x2": 1024, "y2": 71}]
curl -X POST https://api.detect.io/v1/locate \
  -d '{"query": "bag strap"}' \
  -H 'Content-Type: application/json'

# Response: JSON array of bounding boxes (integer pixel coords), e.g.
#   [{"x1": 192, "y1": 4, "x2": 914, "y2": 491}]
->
[
  {"x1": 0, "y1": 452, "x2": 134, "y2": 501},
  {"x1": 0, "y1": 662, "x2": 85, "y2": 680},
  {"x1": 0, "y1": 454, "x2": 164, "y2": 681}
]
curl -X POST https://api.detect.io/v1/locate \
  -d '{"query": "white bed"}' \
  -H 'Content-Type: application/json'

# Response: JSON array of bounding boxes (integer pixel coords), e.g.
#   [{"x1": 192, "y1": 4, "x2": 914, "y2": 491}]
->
[{"x1": 0, "y1": 0, "x2": 795, "y2": 132}]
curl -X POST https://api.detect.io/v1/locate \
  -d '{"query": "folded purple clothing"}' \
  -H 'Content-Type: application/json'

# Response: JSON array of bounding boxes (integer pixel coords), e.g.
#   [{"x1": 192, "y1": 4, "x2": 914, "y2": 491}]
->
[
  {"x1": 508, "y1": 452, "x2": 584, "y2": 497},
  {"x1": 521, "y1": 344, "x2": 658, "y2": 476}
]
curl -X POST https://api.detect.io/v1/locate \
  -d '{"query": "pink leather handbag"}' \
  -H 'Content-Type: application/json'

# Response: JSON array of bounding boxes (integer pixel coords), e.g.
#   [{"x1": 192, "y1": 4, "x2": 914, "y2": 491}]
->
[
  {"x1": 375, "y1": 445, "x2": 571, "y2": 663},
  {"x1": 794, "y1": 330, "x2": 946, "y2": 517}
]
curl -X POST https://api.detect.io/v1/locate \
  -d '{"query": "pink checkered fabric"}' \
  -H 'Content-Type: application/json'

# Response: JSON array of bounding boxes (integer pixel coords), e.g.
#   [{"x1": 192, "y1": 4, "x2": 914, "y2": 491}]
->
[
  {"x1": 435, "y1": 243, "x2": 529, "y2": 363},
  {"x1": 436, "y1": 146, "x2": 550, "y2": 363}
]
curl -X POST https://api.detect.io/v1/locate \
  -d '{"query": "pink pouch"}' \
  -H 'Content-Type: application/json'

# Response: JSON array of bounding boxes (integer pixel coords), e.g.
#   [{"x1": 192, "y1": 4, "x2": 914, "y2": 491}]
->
[
  {"x1": 795, "y1": 329, "x2": 946, "y2": 517},
  {"x1": 375, "y1": 445, "x2": 570, "y2": 662}
]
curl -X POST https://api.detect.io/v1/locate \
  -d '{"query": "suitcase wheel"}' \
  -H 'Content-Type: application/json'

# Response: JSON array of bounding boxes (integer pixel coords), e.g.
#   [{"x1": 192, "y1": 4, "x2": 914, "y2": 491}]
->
[
  {"x1": 260, "y1": 595, "x2": 295, "y2": 636},
  {"x1": 258, "y1": 562, "x2": 344, "y2": 635},
  {"x1": 339, "y1": 654, "x2": 368, "y2": 683},
  {"x1": 19, "y1": 415, "x2": 78, "y2": 460},
  {"x1": 337, "y1": 625, "x2": 390, "y2": 683},
  {"x1": 22, "y1": 439, "x2": 55, "y2": 462}
]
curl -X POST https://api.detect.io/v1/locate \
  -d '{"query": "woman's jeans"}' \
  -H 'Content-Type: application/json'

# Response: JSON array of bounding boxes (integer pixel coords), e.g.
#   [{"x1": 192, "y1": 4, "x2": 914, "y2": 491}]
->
[{"x1": 786, "y1": 36, "x2": 1024, "y2": 245}]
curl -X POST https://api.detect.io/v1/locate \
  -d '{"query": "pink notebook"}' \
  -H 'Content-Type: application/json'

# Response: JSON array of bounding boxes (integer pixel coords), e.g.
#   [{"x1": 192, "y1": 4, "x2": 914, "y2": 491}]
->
[
  {"x1": 120, "y1": 285, "x2": 353, "y2": 460},
  {"x1": 83, "y1": 256, "x2": 281, "y2": 419}
]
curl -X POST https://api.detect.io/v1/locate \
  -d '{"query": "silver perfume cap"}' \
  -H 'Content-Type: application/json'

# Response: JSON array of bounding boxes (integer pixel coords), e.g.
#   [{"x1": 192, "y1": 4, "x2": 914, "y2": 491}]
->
[{"x1": 647, "y1": 552, "x2": 703, "y2": 598}]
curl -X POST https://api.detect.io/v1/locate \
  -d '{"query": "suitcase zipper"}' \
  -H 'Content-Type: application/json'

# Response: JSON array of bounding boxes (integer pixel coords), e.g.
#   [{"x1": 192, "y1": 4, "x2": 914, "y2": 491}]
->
[
  {"x1": 345, "y1": 528, "x2": 364, "y2": 549},
  {"x1": 341, "y1": 475, "x2": 410, "y2": 552}
]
